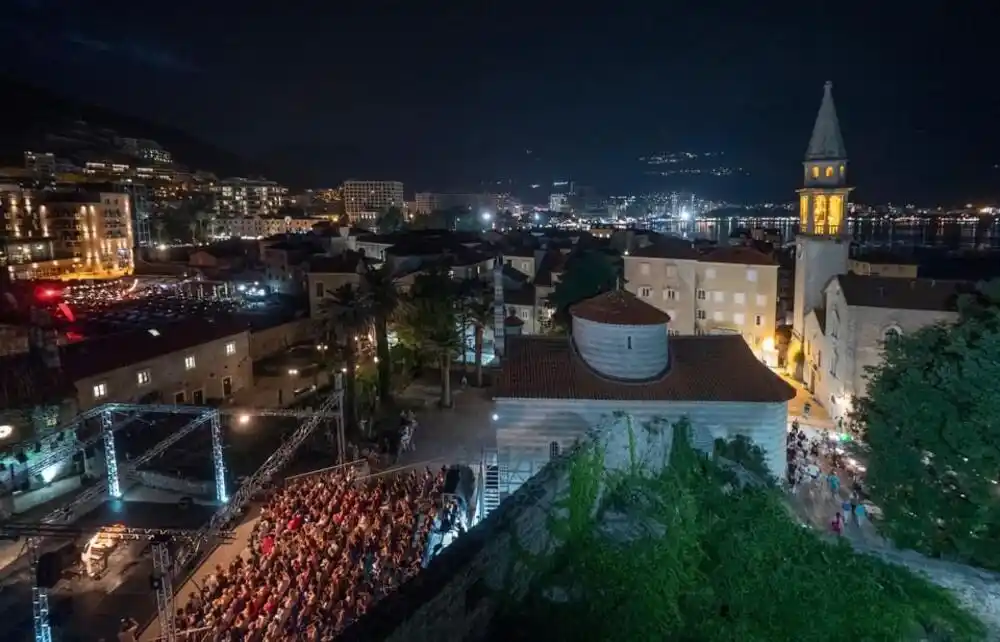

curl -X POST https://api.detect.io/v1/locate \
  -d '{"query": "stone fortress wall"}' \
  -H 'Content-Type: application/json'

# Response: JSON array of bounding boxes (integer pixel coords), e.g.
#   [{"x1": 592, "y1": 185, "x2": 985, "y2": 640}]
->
[{"x1": 339, "y1": 433, "x2": 1000, "y2": 641}]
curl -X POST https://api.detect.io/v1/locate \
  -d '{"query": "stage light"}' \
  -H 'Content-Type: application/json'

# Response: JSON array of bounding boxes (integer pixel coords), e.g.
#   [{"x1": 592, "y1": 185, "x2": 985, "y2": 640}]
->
[{"x1": 238, "y1": 414, "x2": 251, "y2": 425}]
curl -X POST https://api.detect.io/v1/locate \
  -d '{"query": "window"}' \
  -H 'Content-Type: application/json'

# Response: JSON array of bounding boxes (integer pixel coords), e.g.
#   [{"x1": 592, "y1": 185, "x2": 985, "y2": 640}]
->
[
  {"x1": 746, "y1": 269, "x2": 757, "y2": 283},
  {"x1": 549, "y1": 441, "x2": 560, "y2": 460},
  {"x1": 755, "y1": 315, "x2": 763, "y2": 327},
  {"x1": 666, "y1": 265, "x2": 677, "y2": 278},
  {"x1": 713, "y1": 311, "x2": 724, "y2": 322},
  {"x1": 184, "y1": 355, "x2": 196, "y2": 370},
  {"x1": 696, "y1": 310, "x2": 706, "y2": 320},
  {"x1": 733, "y1": 292, "x2": 745, "y2": 305},
  {"x1": 314, "y1": 281, "x2": 323, "y2": 298},
  {"x1": 713, "y1": 291, "x2": 724, "y2": 303},
  {"x1": 733, "y1": 313, "x2": 745, "y2": 325},
  {"x1": 839, "y1": 164, "x2": 845, "y2": 176},
  {"x1": 664, "y1": 289, "x2": 677, "y2": 301},
  {"x1": 627, "y1": 336, "x2": 632, "y2": 350},
  {"x1": 668, "y1": 329, "x2": 680, "y2": 336},
  {"x1": 640, "y1": 262, "x2": 650, "y2": 276},
  {"x1": 811, "y1": 166, "x2": 820, "y2": 179},
  {"x1": 696, "y1": 289, "x2": 706, "y2": 300},
  {"x1": 705, "y1": 268, "x2": 716, "y2": 279},
  {"x1": 175, "y1": 391, "x2": 186, "y2": 404},
  {"x1": 137, "y1": 369, "x2": 151, "y2": 386},
  {"x1": 639, "y1": 286, "x2": 653, "y2": 298},
  {"x1": 825, "y1": 166, "x2": 834, "y2": 178},
  {"x1": 756, "y1": 294, "x2": 767, "y2": 306},
  {"x1": 225, "y1": 341, "x2": 236, "y2": 356},
  {"x1": 519, "y1": 308, "x2": 530, "y2": 320},
  {"x1": 521, "y1": 261, "x2": 531, "y2": 273},
  {"x1": 93, "y1": 382, "x2": 107, "y2": 399}
]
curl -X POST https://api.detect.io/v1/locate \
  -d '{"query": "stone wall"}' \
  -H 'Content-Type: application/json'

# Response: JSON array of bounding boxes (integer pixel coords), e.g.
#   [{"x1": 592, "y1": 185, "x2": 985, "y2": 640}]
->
[{"x1": 338, "y1": 450, "x2": 577, "y2": 642}]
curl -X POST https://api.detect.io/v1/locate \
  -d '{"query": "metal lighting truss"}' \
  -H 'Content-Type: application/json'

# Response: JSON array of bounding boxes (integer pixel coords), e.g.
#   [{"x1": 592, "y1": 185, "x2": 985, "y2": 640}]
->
[
  {"x1": 0, "y1": 522, "x2": 234, "y2": 642},
  {"x1": 173, "y1": 387, "x2": 344, "y2": 571}
]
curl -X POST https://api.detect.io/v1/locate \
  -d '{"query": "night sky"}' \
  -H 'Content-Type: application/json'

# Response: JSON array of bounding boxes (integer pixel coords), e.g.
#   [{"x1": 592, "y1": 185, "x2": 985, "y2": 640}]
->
[{"x1": 2, "y1": 2, "x2": 998, "y2": 204}]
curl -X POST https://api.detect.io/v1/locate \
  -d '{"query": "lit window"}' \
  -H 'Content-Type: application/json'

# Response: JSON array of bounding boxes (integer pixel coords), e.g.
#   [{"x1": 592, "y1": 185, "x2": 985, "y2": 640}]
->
[
  {"x1": 839, "y1": 165, "x2": 845, "y2": 176},
  {"x1": 225, "y1": 341, "x2": 236, "y2": 356},
  {"x1": 756, "y1": 294, "x2": 767, "y2": 306},
  {"x1": 733, "y1": 292, "x2": 745, "y2": 305},
  {"x1": 93, "y1": 382, "x2": 107, "y2": 399},
  {"x1": 713, "y1": 291, "x2": 724, "y2": 303},
  {"x1": 705, "y1": 268, "x2": 716, "y2": 279},
  {"x1": 640, "y1": 262, "x2": 650, "y2": 276},
  {"x1": 746, "y1": 269, "x2": 757, "y2": 283},
  {"x1": 148, "y1": 328, "x2": 160, "y2": 337},
  {"x1": 696, "y1": 289, "x2": 706, "y2": 300},
  {"x1": 811, "y1": 166, "x2": 820, "y2": 179},
  {"x1": 137, "y1": 369, "x2": 151, "y2": 386},
  {"x1": 733, "y1": 313, "x2": 745, "y2": 325},
  {"x1": 825, "y1": 166, "x2": 834, "y2": 178},
  {"x1": 184, "y1": 355, "x2": 196, "y2": 370},
  {"x1": 713, "y1": 311, "x2": 724, "y2": 322}
]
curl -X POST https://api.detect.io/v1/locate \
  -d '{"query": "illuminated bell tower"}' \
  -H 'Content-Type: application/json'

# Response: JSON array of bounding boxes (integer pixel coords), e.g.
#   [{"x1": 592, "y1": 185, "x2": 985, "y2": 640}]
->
[{"x1": 791, "y1": 81, "x2": 852, "y2": 374}]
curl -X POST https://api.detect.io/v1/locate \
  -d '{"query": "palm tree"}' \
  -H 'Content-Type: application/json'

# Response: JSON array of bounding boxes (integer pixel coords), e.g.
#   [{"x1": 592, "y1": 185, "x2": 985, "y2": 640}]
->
[
  {"x1": 402, "y1": 295, "x2": 462, "y2": 407},
  {"x1": 359, "y1": 264, "x2": 399, "y2": 403},
  {"x1": 464, "y1": 284, "x2": 494, "y2": 387},
  {"x1": 318, "y1": 284, "x2": 373, "y2": 429}
]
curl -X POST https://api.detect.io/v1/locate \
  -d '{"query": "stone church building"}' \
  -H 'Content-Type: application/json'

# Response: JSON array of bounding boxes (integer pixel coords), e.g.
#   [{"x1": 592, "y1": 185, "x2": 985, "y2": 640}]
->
[{"x1": 790, "y1": 82, "x2": 969, "y2": 423}]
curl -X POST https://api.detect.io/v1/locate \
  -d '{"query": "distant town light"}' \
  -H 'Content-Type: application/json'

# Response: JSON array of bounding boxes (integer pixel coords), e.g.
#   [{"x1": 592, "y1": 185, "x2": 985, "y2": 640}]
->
[{"x1": 0, "y1": 425, "x2": 13, "y2": 439}]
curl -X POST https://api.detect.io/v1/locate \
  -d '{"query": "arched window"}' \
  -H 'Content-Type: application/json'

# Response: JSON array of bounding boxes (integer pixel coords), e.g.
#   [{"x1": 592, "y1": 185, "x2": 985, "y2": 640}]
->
[
  {"x1": 839, "y1": 165, "x2": 845, "y2": 176},
  {"x1": 883, "y1": 326, "x2": 902, "y2": 344},
  {"x1": 549, "y1": 441, "x2": 560, "y2": 460},
  {"x1": 811, "y1": 166, "x2": 820, "y2": 179},
  {"x1": 825, "y1": 166, "x2": 834, "y2": 178}
]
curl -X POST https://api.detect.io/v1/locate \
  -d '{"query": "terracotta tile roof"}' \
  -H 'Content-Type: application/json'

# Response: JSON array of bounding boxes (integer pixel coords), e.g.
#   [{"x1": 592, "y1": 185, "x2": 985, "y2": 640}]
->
[
  {"x1": 834, "y1": 274, "x2": 971, "y2": 311},
  {"x1": 308, "y1": 251, "x2": 369, "y2": 274},
  {"x1": 570, "y1": 290, "x2": 671, "y2": 326},
  {"x1": 629, "y1": 239, "x2": 700, "y2": 260},
  {"x1": 495, "y1": 335, "x2": 796, "y2": 403},
  {"x1": 60, "y1": 317, "x2": 249, "y2": 380},
  {"x1": 699, "y1": 246, "x2": 776, "y2": 266}
]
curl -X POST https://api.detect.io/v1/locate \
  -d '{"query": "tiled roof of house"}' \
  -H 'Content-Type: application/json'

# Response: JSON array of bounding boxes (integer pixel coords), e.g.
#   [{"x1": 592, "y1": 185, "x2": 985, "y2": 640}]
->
[
  {"x1": 495, "y1": 334, "x2": 796, "y2": 403},
  {"x1": 60, "y1": 317, "x2": 249, "y2": 380},
  {"x1": 629, "y1": 240, "x2": 700, "y2": 260},
  {"x1": 570, "y1": 290, "x2": 671, "y2": 326},
  {"x1": 835, "y1": 274, "x2": 971, "y2": 311},
  {"x1": 699, "y1": 246, "x2": 776, "y2": 266},
  {"x1": 308, "y1": 251, "x2": 369, "y2": 274}
]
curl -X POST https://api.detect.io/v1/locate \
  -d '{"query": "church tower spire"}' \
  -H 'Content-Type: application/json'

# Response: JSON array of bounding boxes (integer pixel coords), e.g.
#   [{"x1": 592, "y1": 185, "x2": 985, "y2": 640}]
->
[{"x1": 797, "y1": 81, "x2": 852, "y2": 237}]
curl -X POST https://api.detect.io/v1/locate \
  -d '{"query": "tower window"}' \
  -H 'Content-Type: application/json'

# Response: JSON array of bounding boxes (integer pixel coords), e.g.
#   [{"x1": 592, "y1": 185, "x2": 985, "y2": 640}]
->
[
  {"x1": 825, "y1": 166, "x2": 834, "y2": 178},
  {"x1": 549, "y1": 441, "x2": 560, "y2": 460},
  {"x1": 811, "y1": 166, "x2": 819, "y2": 179},
  {"x1": 839, "y1": 165, "x2": 845, "y2": 176}
]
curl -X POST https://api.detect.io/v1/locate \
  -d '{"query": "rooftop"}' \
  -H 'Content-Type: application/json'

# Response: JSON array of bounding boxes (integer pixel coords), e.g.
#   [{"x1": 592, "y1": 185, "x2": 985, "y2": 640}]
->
[
  {"x1": 570, "y1": 290, "x2": 672, "y2": 326},
  {"x1": 834, "y1": 274, "x2": 971, "y2": 312},
  {"x1": 308, "y1": 251, "x2": 370, "y2": 274},
  {"x1": 699, "y1": 246, "x2": 777, "y2": 266},
  {"x1": 495, "y1": 334, "x2": 795, "y2": 403}
]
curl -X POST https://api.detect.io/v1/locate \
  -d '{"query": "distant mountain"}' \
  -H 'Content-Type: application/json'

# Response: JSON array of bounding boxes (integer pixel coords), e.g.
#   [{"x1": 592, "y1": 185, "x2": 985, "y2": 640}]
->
[{"x1": 0, "y1": 77, "x2": 265, "y2": 179}]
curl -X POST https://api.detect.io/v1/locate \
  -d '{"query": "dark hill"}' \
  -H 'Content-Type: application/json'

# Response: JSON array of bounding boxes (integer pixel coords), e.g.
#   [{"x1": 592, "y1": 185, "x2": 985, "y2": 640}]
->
[{"x1": 0, "y1": 77, "x2": 264, "y2": 179}]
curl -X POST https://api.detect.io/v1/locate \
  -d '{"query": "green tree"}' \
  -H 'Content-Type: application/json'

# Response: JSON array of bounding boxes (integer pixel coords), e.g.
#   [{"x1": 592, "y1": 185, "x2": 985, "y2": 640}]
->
[
  {"x1": 396, "y1": 270, "x2": 462, "y2": 407},
  {"x1": 377, "y1": 206, "x2": 405, "y2": 233},
  {"x1": 359, "y1": 264, "x2": 399, "y2": 404},
  {"x1": 855, "y1": 280, "x2": 1000, "y2": 571},
  {"x1": 318, "y1": 284, "x2": 373, "y2": 429},
  {"x1": 463, "y1": 283, "x2": 494, "y2": 387},
  {"x1": 547, "y1": 250, "x2": 622, "y2": 330}
]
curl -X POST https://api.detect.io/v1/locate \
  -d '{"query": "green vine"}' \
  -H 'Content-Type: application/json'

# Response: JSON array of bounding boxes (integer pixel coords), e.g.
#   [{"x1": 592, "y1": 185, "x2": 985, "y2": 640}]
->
[{"x1": 489, "y1": 416, "x2": 985, "y2": 642}]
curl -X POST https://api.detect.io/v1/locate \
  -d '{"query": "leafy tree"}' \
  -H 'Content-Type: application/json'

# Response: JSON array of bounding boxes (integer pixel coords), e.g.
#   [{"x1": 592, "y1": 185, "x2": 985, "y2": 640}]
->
[
  {"x1": 318, "y1": 284, "x2": 373, "y2": 429},
  {"x1": 547, "y1": 250, "x2": 622, "y2": 330},
  {"x1": 463, "y1": 282, "x2": 494, "y2": 387},
  {"x1": 377, "y1": 206, "x2": 405, "y2": 233},
  {"x1": 855, "y1": 279, "x2": 1000, "y2": 571},
  {"x1": 495, "y1": 420, "x2": 984, "y2": 642},
  {"x1": 359, "y1": 264, "x2": 398, "y2": 404},
  {"x1": 395, "y1": 270, "x2": 462, "y2": 407}
]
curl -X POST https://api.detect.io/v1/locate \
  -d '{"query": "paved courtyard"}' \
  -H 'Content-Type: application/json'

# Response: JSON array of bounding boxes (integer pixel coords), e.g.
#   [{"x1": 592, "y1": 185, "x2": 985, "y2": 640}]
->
[{"x1": 394, "y1": 383, "x2": 496, "y2": 468}]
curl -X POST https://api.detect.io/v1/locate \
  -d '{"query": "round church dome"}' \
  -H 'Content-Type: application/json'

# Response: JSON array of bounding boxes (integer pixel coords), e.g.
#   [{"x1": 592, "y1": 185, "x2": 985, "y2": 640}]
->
[{"x1": 570, "y1": 290, "x2": 670, "y2": 380}]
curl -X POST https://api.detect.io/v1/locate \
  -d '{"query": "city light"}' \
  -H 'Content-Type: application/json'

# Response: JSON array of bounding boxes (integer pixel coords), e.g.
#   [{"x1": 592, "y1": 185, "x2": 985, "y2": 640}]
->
[
  {"x1": 679, "y1": 207, "x2": 691, "y2": 221},
  {"x1": 287, "y1": 368, "x2": 299, "y2": 376},
  {"x1": 238, "y1": 414, "x2": 251, "y2": 425}
]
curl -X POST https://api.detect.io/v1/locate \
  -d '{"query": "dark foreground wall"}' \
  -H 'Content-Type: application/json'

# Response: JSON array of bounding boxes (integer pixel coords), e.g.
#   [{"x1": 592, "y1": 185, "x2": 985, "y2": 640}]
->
[{"x1": 339, "y1": 454, "x2": 576, "y2": 642}]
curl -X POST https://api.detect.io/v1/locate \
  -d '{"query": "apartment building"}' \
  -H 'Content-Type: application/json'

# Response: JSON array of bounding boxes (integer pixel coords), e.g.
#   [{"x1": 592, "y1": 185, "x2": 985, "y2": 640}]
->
[
  {"x1": 624, "y1": 246, "x2": 779, "y2": 361},
  {"x1": 342, "y1": 180, "x2": 404, "y2": 225},
  {"x1": 1, "y1": 188, "x2": 134, "y2": 279},
  {"x1": 213, "y1": 178, "x2": 289, "y2": 217}
]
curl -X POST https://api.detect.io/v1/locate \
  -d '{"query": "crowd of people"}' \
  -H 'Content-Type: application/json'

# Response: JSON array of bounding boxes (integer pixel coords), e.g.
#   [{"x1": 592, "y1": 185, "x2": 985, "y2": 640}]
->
[
  {"x1": 786, "y1": 420, "x2": 873, "y2": 535},
  {"x1": 173, "y1": 466, "x2": 447, "y2": 641}
]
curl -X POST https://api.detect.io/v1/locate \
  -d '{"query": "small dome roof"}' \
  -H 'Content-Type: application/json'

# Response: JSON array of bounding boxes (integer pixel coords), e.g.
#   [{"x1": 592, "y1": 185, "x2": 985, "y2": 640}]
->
[{"x1": 569, "y1": 290, "x2": 671, "y2": 326}]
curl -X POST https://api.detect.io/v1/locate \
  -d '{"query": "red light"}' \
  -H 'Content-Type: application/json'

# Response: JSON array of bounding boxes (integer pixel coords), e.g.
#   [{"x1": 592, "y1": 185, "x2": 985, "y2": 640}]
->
[
  {"x1": 57, "y1": 302, "x2": 76, "y2": 322},
  {"x1": 37, "y1": 288, "x2": 60, "y2": 300}
]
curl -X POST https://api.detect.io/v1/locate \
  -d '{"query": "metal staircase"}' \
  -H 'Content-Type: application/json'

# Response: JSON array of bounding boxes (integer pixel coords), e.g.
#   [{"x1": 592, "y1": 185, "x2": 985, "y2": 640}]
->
[{"x1": 481, "y1": 448, "x2": 501, "y2": 519}]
